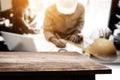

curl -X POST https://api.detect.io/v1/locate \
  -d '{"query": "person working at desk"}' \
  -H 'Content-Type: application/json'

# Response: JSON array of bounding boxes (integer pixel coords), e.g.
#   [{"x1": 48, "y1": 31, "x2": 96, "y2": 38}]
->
[
  {"x1": 43, "y1": 0, "x2": 84, "y2": 48},
  {"x1": 0, "y1": 0, "x2": 39, "y2": 34},
  {"x1": 11, "y1": 0, "x2": 40, "y2": 34}
]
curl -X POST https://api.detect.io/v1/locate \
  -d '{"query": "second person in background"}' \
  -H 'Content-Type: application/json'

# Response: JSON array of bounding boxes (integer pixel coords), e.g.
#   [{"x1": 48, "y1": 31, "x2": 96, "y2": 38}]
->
[{"x1": 11, "y1": 0, "x2": 39, "y2": 34}]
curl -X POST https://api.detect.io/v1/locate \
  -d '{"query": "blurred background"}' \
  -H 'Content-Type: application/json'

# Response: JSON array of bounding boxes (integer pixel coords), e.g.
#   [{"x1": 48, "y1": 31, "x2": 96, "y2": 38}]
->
[
  {"x1": 0, "y1": 0, "x2": 111, "y2": 31},
  {"x1": 0, "y1": 0, "x2": 112, "y2": 46},
  {"x1": 0, "y1": 0, "x2": 120, "y2": 80}
]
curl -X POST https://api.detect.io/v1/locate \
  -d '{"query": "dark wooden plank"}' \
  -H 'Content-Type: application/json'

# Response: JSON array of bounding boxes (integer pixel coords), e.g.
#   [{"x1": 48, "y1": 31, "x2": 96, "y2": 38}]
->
[
  {"x1": 0, "y1": 73, "x2": 95, "y2": 80},
  {"x1": 0, "y1": 52, "x2": 111, "y2": 74},
  {"x1": 0, "y1": 72, "x2": 95, "y2": 80}
]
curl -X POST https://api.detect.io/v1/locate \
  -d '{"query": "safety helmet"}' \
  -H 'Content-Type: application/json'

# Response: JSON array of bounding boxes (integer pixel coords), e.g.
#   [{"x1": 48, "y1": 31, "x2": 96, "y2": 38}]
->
[
  {"x1": 84, "y1": 38, "x2": 117, "y2": 61},
  {"x1": 56, "y1": 0, "x2": 78, "y2": 14}
]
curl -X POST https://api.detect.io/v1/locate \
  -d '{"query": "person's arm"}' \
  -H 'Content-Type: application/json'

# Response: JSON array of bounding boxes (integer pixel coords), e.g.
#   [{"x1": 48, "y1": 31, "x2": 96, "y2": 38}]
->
[
  {"x1": 16, "y1": 9, "x2": 38, "y2": 34},
  {"x1": 74, "y1": 4, "x2": 85, "y2": 35},
  {"x1": 43, "y1": 9, "x2": 66, "y2": 48},
  {"x1": 43, "y1": 9, "x2": 56, "y2": 41},
  {"x1": 66, "y1": 4, "x2": 84, "y2": 43}
]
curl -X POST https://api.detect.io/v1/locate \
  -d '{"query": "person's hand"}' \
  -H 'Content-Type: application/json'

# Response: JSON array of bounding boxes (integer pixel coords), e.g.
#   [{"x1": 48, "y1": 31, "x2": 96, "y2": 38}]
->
[
  {"x1": 50, "y1": 37, "x2": 66, "y2": 48},
  {"x1": 66, "y1": 35, "x2": 83, "y2": 43},
  {"x1": 98, "y1": 28, "x2": 111, "y2": 39},
  {"x1": 27, "y1": 29, "x2": 40, "y2": 34}
]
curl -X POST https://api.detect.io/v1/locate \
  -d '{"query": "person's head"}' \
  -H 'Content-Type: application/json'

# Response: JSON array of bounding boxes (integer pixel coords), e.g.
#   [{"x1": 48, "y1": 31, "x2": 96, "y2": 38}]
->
[
  {"x1": 12, "y1": 0, "x2": 29, "y2": 10},
  {"x1": 56, "y1": 0, "x2": 78, "y2": 14}
]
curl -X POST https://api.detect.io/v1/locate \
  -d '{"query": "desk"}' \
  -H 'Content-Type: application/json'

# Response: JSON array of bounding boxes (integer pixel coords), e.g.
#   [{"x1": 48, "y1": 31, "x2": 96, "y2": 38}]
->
[{"x1": 0, "y1": 52, "x2": 111, "y2": 80}]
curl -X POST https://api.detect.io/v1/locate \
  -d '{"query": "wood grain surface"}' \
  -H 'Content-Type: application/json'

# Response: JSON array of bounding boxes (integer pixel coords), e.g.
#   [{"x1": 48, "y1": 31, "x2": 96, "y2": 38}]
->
[{"x1": 0, "y1": 52, "x2": 111, "y2": 74}]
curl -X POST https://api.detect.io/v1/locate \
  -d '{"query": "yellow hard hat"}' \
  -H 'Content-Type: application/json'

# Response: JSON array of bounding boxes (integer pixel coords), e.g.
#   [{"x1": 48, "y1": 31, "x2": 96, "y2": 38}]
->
[
  {"x1": 56, "y1": 0, "x2": 78, "y2": 14},
  {"x1": 84, "y1": 38, "x2": 117, "y2": 61}
]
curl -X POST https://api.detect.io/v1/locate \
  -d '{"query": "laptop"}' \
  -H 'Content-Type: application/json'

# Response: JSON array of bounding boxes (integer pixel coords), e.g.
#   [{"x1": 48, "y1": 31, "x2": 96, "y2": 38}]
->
[{"x1": 1, "y1": 31, "x2": 38, "y2": 51}]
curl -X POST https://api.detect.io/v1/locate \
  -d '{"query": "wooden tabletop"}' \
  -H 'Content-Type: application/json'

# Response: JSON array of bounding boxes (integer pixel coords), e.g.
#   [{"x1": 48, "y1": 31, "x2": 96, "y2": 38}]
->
[{"x1": 0, "y1": 52, "x2": 111, "y2": 74}]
